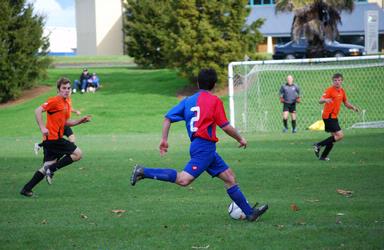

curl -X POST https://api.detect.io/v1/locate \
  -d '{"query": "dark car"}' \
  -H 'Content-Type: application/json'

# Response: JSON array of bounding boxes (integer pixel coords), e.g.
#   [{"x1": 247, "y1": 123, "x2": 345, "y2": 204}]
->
[{"x1": 272, "y1": 39, "x2": 366, "y2": 60}]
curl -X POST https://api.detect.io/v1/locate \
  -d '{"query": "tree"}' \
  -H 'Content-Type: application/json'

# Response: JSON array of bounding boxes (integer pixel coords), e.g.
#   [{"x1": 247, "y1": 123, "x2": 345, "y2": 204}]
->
[
  {"x1": 170, "y1": 0, "x2": 264, "y2": 83},
  {"x1": 275, "y1": 0, "x2": 354, "y2": 58},
  {"x1": 123, "y1": 0, "x2": 264, "y2": 85},
  {"x1": 123, "y1": 0, "x2": 173, "y2": 68},
  {"x1": 0, "y1": 0, "x2": 50, "y2": 103}
]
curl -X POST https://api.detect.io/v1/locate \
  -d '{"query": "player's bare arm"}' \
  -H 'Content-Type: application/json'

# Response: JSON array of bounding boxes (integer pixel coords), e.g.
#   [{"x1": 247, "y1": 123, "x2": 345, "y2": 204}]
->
[
  {"x1": 72, "y1": 109, "x2": 81, "y2": 115},
  {"x1": 159, "y1": 118, "x2": 171, "y2": 156},
  {"x1": 221, "y1": 125, "x2": 247, "y2": 149},
  {"x1": 35, "y1": 106, "x2": 48, "y2": 136},
  {"x1": 65, "y1": 115, "x2": 92, "y2": 127},
  {"x1": 344, "y1": 101, "x2": 359, "y2": 112},
  {"x1": 319, "y1": 97, "x2": 332, "y2": 104}
]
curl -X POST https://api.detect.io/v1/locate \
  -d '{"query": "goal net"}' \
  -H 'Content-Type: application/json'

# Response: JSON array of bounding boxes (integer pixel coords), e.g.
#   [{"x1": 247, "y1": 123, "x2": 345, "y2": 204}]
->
[{"x1": 228, "y1": 55, "x2": 384, "y2": 132}]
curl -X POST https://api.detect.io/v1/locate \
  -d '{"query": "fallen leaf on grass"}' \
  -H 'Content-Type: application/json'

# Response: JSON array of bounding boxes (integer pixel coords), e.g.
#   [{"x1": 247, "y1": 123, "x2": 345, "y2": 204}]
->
[
  {"x1": 290, "y1": 203, "x2": 300, "y2": 211},
  {"x1": 275, "y1": 224, "x2": 284, "y2": 230},
  {"x1": 305, "y1": 199, "x2": 320, "y2": 203},
  {"x1": 295, "y1": 219, "x2": 306, "y2": 225},
  {"x1": 41, "y1": 219, "x2": 48, "y2": 224},
  {"x1": 336, "y1": 189, "x2": 353, "y2": 197},
  {"x1": 111, "y1": 209, "x2": 126, "y2": 214},
  {"x1": 80, "y1": 213, "x2": 88, "y2": 219},
  {"x1": 191, "y1": 245, "x2": 209, "y2": 249}
]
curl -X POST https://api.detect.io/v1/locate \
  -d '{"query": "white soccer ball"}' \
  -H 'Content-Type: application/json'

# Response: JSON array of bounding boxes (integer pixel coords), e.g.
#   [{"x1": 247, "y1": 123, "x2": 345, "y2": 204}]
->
[{"x1": 228, "y1": 202, "x2": 246, "y2": 220}]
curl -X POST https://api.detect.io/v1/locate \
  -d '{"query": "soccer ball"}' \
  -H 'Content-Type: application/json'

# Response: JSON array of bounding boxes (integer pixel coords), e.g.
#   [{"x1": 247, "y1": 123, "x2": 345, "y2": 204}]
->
[{"x1": 228, "y1": 202, "x2": 246, "y2": 220}]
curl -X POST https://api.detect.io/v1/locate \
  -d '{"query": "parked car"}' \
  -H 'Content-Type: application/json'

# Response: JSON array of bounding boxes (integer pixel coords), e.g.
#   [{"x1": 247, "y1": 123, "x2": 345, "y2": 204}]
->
[{"x1": 273, "y1": 39, "x2": 366, "y2": 60}]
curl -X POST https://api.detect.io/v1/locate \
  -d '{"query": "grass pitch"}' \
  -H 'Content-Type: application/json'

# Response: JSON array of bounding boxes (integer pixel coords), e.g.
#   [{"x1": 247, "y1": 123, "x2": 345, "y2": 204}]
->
[{"x1": 0, "y1": 68, "x2": 383, "y2": 249}]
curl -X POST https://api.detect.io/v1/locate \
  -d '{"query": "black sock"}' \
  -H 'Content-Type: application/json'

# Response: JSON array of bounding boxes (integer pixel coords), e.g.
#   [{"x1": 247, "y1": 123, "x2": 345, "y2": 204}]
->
[
  {"x1": 48, "y1": 155, "x2": 74, "y2": 173},
  {"x1": 292, "y1": 120, "x2": 296, "y2": 130},
  {"x1": 317, "y1": 136, "x2": 335, "y2": 147},
  {"x1": 23, "y1": 171, "x2": 44, "y2": 191},
  {"x1": 283, "y1": 119, "x2": 288, "y2": 129},
  {"x1": 321, "y1": 142, "x2": 334, "y2": 158}
]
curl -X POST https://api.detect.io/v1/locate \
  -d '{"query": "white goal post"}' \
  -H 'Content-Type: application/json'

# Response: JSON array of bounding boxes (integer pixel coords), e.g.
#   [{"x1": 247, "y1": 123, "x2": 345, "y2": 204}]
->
[{"x1": 228, "y1": 55, "x2": 384, "y2": 132}]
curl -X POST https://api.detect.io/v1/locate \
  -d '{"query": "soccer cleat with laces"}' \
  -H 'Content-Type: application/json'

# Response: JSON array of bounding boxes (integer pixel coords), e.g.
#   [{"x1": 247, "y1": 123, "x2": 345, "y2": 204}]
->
[
  {"x1": 130, "y1": 164, "x2": 144, "y2": 186},
  {"x1": 313, "y1": 144, "x2": 321, "y2": 158},
  {"x1": 247, "y1": 204, "x2": 269, "y2": 222}
]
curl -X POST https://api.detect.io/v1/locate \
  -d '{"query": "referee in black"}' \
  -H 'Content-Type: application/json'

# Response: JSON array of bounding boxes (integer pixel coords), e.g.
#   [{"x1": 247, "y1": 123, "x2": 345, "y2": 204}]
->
[{"x1": 279, "y1": 75, "x2": 301, "y2": 133}]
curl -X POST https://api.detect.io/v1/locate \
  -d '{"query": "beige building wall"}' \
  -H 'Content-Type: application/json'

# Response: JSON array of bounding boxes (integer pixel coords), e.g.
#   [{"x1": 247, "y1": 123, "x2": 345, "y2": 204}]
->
[
  {"x1": 368, "y1": 0, "x2": 383, "y2": 8},
  {"x1": 75, "y1": 0, "x2": 123, "y2": 55}
]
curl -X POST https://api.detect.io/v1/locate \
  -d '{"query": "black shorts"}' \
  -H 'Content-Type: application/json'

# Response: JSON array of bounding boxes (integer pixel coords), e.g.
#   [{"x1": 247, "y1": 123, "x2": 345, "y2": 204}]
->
[
  {"x1": 41, "y1": 138, "x2": 77, "y2": 162},
  {"x1": 64, "y1": 126, "x2": 74, "y2": 137},
  {"x1": 323, "y1": 118, "x2": 341, "y2": 133},
  {"x1": 283, "y1": 102, "x2": 296, "y2": 113}
]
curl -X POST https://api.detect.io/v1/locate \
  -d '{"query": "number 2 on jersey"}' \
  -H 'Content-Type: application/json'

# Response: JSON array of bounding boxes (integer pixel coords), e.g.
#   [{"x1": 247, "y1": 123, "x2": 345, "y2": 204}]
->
[{"x1": 190, "y1": 106, "x2": 200, "y2": 132}]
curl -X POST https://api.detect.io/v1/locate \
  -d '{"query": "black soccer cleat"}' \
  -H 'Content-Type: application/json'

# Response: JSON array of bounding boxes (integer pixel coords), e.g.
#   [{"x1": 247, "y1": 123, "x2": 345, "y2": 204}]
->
[
  {"x1": 319, "y1": 157, "x2": 330, "y2": 161},
  {"x1": 130, "y1": 164, "x2": 144, "y2": 186},
  {"x1": 247, "y1": 204, "x2": 269, "y2": 222},
  {"x1": 313, "y1": 144, "x2": 321, "y2": 158},
  {"x1": 20, "y1": 188, "x2": 33, "y2": 197}
]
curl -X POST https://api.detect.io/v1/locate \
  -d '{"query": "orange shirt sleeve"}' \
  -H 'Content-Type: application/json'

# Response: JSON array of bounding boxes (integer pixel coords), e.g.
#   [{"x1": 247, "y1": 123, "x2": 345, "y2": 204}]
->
[
  {"x1": 322, "y1": 88, "x2": 331, "y2": 99},
  {"x1": 41, "y1": 97, "x2": 57, "y2": 112}
]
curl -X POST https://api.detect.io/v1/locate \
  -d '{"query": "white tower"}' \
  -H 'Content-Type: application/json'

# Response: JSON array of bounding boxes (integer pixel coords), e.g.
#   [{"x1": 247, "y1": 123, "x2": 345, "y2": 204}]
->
[{"x1": 75, "y1": 0, "x2": 123, "y2": 55}]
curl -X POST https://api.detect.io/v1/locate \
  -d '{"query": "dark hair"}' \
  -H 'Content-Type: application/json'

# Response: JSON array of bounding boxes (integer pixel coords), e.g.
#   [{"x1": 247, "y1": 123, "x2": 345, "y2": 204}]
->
[
  {"x1": 332, "y1": 73, "x2": 343, "y2": 80},
  {"x1": 197, "y1": 68, "x2": 217, "y2": 90},
  {"x1": 56, "y1": 77, "x2": 71, "y2": 90}
]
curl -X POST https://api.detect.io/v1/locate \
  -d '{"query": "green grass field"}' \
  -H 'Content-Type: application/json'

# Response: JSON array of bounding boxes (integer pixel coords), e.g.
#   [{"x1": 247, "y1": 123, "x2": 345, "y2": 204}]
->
[{"x1": 0, "y1": 67, "x2": 383, "y2": 249}]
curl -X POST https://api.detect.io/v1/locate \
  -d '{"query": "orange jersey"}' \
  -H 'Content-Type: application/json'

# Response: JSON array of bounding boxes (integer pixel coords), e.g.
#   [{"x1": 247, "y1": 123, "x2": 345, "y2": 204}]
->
[
  {"x1": 41, "y1": 96, "x2": 72, "y2": 140},
  {"x1": 321, "y1": 86, "x2": 347, "y2": 119}
]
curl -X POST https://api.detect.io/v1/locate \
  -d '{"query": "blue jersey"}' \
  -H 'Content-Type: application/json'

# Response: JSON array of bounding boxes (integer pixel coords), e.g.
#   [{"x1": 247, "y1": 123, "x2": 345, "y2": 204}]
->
[{"x1": 165, "y1": 90, "x2": 229, "y2": 142}]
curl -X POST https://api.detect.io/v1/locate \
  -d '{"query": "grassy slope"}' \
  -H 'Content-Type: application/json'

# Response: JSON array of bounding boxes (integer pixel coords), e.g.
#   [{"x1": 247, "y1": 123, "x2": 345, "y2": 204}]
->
[{"x1": 0, "y1": 67, "x2": 383, "y2": 249}]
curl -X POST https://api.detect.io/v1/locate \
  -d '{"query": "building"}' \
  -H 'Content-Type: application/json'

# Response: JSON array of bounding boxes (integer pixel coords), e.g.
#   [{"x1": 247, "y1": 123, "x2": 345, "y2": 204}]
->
[
  {"x1": 75, "y1": 0, "x2": 383, "y2": 56},
  {"x1": 44, "y1": 27, "x2": 76, "y2": 56},
  {"x1": 75, "y1": 0, "x2": 123, "y2": 55},
  {"x1": 247, "y1": 0, "x2": 384, "y2": 53}
]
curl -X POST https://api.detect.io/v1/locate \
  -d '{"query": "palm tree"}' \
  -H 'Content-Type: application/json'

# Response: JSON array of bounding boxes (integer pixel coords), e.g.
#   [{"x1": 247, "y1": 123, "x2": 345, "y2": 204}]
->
[{"x1": 275, "y1": 0, "x2": 354, "y2": 58}]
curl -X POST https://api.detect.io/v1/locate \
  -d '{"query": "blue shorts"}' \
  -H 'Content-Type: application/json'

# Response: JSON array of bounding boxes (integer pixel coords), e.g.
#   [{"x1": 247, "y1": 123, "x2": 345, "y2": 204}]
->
[{"x1": 184, "y1": 138, "x2": 229, "y2": 178}]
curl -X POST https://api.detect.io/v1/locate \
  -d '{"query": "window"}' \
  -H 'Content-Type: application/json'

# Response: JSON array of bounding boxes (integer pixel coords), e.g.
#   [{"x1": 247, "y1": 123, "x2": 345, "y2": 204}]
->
[{"x1": 249, "y1": 0, "x2": 276, "y2": 6}]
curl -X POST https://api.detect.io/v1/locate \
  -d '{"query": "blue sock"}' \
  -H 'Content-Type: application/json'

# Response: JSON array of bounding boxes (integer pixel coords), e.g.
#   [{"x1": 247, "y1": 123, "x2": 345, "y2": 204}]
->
[
  {"x1": 143, "y1": 168, "x2": 177, "y2": 183},
  {"x1": 227, "y1": 185, "x2": 253, "y2": 216}
]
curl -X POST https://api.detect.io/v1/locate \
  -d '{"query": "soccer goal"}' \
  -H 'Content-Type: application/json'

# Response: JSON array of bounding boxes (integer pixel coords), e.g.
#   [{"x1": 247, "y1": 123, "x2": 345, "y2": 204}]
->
[{"x1": 228, "y1": 55, "x2": 384, "y2": 132}]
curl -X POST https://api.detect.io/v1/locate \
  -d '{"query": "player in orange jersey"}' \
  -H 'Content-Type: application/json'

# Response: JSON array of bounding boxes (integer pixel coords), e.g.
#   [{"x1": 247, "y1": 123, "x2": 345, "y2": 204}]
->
[
  {"x1": 20, "y1": 78, "x2": 91, "y2": 197},
  {"x1": 313, "y1": 73, "x2": 358, "y2": 161}
]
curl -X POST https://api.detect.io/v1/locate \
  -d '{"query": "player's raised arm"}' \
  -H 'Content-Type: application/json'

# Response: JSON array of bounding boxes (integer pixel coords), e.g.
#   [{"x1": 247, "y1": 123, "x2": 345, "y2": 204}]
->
[
  {"x1": 159, "y1": 118, "x2": 171, "y2": 156},
  {"x1": 221, "y1": 124, "x2": 247, "y2": 149}
]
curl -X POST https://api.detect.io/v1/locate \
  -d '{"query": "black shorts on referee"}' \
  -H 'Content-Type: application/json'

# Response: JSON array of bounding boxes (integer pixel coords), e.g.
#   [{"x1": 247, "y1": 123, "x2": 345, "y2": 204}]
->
[
  {"x1": 283, "y1": 102, "x2": 296, "y2": 113},
  {"x1": 323, "y1": 118, "x2": 341, "y2": 133},
  {"x1": 41, "y1": 138, "x2": 77, "y2": 162}
]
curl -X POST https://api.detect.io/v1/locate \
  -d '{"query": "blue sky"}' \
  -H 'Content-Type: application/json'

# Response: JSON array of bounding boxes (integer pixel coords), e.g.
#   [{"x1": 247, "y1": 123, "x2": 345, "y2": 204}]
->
[{"x1": 28, "y1": 0, "x2": 76, "y2": 28}]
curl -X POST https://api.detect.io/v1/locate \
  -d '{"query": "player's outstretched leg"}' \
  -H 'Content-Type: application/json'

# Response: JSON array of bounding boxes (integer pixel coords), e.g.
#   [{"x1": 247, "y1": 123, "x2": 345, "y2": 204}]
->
[
  {"x1": 20, "y1": 170, "x2": 45, "y2": 197},
  {"x1": 247, "y1": 204, "x2": 269, "y2": 222},
  {"x1": 130, "y1": 164, "x2": 178, "y2": 186},
  {"x1": 130, "y1": 164, "x2": 144, "y2": 186}
]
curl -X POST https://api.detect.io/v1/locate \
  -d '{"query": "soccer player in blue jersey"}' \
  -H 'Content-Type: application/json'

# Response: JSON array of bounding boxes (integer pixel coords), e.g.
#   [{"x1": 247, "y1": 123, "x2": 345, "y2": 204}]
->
[{"x1": 131, "y1": 68, "x2": 268, "y2": 222}]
